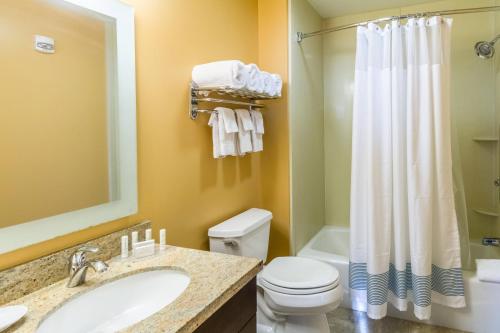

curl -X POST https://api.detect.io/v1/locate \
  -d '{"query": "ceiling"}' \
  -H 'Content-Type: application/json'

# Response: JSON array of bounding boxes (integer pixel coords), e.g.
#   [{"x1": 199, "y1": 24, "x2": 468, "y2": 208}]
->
[{"x1": 307, "y1": 0, "x2": 437, "y2": 18}]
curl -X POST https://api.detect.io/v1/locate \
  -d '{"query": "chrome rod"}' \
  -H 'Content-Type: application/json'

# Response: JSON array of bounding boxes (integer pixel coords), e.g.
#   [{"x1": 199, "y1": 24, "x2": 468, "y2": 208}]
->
[
  {"x1": 297, "y1": 6, "x2": 500, "y2": 42},
  {"x1": 195, "y1": 109, "x2": 217, "y2": 114},
  {"x1": 195, "y1": 97, "x2": 264, "y2": 108},
  {"x1": 190, "y1": 106, "x2": 260, "y2": 119}
]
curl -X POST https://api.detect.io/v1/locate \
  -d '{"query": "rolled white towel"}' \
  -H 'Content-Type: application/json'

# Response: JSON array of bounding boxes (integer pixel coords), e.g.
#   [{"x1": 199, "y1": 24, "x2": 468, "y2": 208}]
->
[
  {"x1": 245, "y1": 64, "x2": 264, "y2": 93},
  {"x1": 270, "y1": 73, "x2": 282, "y2": 97},
  {"x1": 261, "y1": 72, "x2": 274, "y2": 96},
  {"x1": 476, "y1": 259, "x2": 500, "y2": 283},
  {"x1": 192, "y1": 60, "x2": 248, "y2": 89}
]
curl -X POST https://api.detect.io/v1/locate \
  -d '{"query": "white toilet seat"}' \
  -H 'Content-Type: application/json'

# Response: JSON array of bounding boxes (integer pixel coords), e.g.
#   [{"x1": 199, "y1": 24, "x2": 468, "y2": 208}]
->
[
  {"x1": 259, "y1": 276, "x2": 339, "y2": 295},
  {"x1": 260, "y1": 257, "x2": 339, "y2": 290},
  {"x1": 257, "y1": 256, "x2": 343, "y2": 316}
]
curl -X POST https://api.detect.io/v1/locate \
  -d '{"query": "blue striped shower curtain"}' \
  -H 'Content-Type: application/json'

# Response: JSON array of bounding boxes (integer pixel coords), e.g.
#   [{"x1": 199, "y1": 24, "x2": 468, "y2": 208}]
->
[{"x1": 349, "y1": 17, "x2": 465, "y2": 320}]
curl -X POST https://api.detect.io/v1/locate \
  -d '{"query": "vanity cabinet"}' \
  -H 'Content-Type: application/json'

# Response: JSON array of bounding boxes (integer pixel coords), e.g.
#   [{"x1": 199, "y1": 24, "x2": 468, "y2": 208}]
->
[{"x1": 194, "y1": 277, "x2": 257, "y2": 333}]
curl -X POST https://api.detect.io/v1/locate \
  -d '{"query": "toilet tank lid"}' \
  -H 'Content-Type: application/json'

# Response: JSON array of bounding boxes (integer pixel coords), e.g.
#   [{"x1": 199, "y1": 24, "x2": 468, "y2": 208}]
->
[{"x1": 208, "y1": 208, "x2": 272, "y2": 238}]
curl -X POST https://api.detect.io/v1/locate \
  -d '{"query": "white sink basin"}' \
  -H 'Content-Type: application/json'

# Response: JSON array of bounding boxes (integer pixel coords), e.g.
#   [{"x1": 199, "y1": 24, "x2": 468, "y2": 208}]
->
[{"x1": 36, "y1": 269, "x2": 190, "y2": 333}]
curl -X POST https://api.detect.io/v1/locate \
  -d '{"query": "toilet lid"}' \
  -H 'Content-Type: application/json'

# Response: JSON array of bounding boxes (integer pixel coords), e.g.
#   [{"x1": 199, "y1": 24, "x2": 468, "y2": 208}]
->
[{"x1": 261, "y1": 257, "x2": 339, "y2": 289}]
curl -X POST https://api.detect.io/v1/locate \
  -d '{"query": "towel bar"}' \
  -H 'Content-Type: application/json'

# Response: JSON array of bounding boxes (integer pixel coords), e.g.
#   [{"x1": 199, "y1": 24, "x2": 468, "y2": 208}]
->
[{"x1": 189, "y1": 81, "x2": 278, "y2": 120}]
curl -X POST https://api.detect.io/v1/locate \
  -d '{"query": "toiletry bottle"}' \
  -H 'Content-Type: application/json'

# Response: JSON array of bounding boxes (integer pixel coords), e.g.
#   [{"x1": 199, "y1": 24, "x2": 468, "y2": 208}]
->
[
  {"x1": 131, "y1": 231, "x2": 138, "y2": 249},
  {"x1": 159, "y1": 229, "x2": 166, "y2": 250},
  {"x1": 121, "y1": 235, "x2": 129, "y2": 259}
]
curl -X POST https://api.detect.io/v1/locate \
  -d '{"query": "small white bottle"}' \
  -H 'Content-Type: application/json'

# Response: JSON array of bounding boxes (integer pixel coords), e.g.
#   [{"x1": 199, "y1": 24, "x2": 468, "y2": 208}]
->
[
  {"x1": 121, "y1": 235, "x2": 129, "y2": 259},
  {"x1": 145, "y1": 228, "x2": 152, "y2": 241},
  {"x1": 131, "y1": 231, "x2": 138, "y2": 248},
  {"x1": 159, "y1": 229, "x2": 166, "y2": 250}
]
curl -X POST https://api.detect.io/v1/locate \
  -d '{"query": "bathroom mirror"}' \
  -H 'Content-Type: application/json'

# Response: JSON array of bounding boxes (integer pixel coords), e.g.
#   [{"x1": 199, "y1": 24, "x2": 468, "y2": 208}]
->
[{"x1": 0, "y1": 0, "x2": 137, "y2": 253}]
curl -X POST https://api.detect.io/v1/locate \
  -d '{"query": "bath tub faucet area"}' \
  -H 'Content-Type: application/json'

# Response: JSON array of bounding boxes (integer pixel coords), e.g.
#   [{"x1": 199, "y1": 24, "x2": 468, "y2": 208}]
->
[{"x1": 482, "y1": 237, "x2": 500, "y2": 247}]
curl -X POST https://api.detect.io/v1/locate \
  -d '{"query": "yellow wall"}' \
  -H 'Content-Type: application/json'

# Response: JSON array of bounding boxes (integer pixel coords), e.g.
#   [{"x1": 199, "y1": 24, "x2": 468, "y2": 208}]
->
[
  {"x1": 0, "y1": 0, "x2": 109, "y2": 228},
  {"x1": 258, "y1": 0, "x2": 291, "y2": 259},
  {"x1": 0, "y1": 0, "x2": 290, "y2": 270}
]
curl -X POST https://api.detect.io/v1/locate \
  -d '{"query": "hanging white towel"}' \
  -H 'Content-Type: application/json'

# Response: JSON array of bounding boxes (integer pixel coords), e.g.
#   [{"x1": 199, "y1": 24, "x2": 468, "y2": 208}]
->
[
  {"x1": 250, "y1": 110, "x2": 264, "y2": 152},
  {"x1": 245, "y1": 64, "x2": 264, "y2": 93},
  {"x1": 235, "y1": 109, "x2": 254, "y2": 155},
  {"x1": 192, "y1": 60, "x2": 248, "y2": 89},
  {"x1": 216, "y1": 107, "x2": 239, "y2": 157},
  {"x1": 208, "y1": 112, "x2": 221, "y2": 159},
  {"x1": 476, "y1": 260, "x2": 500, "y2": 283}
]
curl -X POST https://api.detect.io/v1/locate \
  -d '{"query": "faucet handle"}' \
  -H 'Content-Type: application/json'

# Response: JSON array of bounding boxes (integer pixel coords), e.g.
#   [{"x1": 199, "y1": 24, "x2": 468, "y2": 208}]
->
[
  {"x1": 73, "y1": 246, "x2": 100, "y2": 260},
  {"x1": 69, "y1": 245, "x2": 100, "y2": 270}
]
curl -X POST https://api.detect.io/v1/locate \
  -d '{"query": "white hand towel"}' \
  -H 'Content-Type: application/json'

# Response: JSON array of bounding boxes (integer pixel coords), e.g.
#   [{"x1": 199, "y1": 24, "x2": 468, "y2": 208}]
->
[
  {"x1": 235, "y1": 109, "x2": 254, "y2": 155},
  {"x1": 250, "y1": 110, "x2": 264, "y2": 152},
  {"x1": 208, "y1": 112, "x2": 221, "y2": 158},
  {"x1": 192, "y1": 60, "x2": 248, "y2": 89},
  {"x1": 251, "y1": 110, "x2": 264, "y2": 134},
  {"x1": 476, "y1": 259, "x2": 500, "y2": 283},
  {"x1": 270, "y1": 73, "x2": 283, "y2": 97},
  {"x1": 245, "y1": 64, "x2": 264, "y2": 93},
  {"x1": 216, "y1": 107, "x2": 239, "y2": 156}
]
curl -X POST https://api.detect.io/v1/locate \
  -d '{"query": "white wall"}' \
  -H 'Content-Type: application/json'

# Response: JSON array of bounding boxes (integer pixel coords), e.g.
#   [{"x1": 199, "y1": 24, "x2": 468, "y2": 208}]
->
[{"x1": 289, "y1": 0, "x2": 324, "y2": 253}]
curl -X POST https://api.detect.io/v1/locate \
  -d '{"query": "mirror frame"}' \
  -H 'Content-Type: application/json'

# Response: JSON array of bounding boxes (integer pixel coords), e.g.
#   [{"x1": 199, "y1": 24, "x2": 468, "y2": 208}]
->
[{"x1": 0, "y1": 0, "x2": 137, "y2": 253}]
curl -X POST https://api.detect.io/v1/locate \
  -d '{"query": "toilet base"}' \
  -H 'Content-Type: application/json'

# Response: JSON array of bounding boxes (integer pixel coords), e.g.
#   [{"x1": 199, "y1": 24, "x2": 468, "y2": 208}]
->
[
  {"x1": 257, "y1": 311, "x2": 330, "y2": 333},
  {"x1": 256, "y1": 282, "x2": 337, "y2": 333}
]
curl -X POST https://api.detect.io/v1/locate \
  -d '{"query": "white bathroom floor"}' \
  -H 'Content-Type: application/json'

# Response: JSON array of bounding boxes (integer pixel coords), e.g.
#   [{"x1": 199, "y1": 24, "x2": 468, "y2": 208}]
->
[{"x1": 326, "y1": 308, "x2": 469, "y2": 333}]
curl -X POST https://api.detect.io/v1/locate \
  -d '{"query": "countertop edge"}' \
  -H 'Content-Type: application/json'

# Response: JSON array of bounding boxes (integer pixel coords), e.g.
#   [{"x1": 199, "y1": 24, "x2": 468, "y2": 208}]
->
[{"x1": 177, "y1": 261, "x2": 262, "y2": 333}]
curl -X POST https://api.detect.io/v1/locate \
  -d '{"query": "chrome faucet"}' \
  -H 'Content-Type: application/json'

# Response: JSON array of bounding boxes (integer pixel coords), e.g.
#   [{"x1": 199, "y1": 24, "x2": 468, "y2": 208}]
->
[
  {"x1": 67, "y1": 245, "x2": 109, "y2": 288},
  {"x1": 482, "y1": 237, "x2": 500, "y2": 247}
]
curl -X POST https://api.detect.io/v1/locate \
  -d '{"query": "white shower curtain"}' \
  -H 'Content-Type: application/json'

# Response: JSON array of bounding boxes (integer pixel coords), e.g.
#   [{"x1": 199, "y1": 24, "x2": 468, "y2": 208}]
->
[{"x1": 349, "y1": 17, "x2": 465, "y2": 320}]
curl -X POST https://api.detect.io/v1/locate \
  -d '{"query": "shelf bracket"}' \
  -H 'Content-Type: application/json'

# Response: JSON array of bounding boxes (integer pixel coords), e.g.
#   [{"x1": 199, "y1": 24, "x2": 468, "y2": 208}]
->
[{"x1": 189, "y1": 82, "x2": 199, "y2": 120}]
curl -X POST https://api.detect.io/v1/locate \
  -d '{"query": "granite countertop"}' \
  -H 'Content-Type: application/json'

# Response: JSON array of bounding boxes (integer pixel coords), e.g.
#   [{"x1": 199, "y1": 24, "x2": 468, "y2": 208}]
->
[{"x1": 5, "y1": 246, "x2": 262, "y2": 333}]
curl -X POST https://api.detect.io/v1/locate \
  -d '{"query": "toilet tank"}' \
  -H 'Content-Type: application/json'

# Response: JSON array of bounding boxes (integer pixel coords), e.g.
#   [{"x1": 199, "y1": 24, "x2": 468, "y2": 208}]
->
[{"x1": 208, "y1": 208, "x2": 272, "y2": 262}]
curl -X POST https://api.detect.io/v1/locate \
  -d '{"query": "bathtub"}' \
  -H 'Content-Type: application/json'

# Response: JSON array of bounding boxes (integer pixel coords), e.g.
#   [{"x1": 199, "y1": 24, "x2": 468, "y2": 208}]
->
[{"x1": 298, "y1": 226, "x2": 500, "y2": 333}]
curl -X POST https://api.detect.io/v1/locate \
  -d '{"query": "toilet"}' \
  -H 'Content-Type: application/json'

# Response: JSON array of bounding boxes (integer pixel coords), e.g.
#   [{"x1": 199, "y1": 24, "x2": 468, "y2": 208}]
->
[{"x1": 208, "y1": 208, "x2": 342, "y2": 333}]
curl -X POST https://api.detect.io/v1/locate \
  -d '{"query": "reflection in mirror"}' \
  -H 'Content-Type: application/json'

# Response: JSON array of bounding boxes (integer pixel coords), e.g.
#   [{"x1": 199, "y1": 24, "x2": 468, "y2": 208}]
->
[
  {"x1": 0, "y1": 0, "x2": 136, "y2": 253},
  {"x1": 0, "y1": 0, "x2": 117, "y2": 228}
]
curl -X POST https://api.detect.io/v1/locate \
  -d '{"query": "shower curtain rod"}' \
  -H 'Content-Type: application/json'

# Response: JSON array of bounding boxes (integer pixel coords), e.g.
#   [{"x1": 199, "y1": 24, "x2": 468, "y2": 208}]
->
[{"x1": 296, "y1": 5, "x2": 500, "y2": 42}]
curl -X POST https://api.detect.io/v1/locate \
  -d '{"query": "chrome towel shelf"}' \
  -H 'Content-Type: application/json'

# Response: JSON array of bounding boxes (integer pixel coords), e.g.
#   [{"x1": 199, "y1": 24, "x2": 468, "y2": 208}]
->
[{"x1": 189, "y1": 81, "x2": 279, "y2": 120}]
